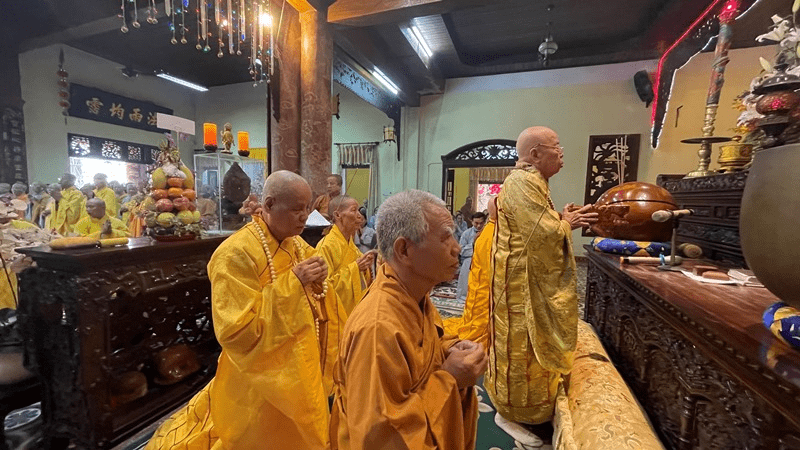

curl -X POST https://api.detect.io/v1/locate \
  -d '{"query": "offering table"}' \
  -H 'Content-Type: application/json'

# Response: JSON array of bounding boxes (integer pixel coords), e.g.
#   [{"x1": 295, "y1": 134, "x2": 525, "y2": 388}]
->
[
  {"x1": 585, "y1": 247, "x2": 800, "y2": 450},
  {"x1": 16, "y1": 236, "x2": 226, "y2": 449}
]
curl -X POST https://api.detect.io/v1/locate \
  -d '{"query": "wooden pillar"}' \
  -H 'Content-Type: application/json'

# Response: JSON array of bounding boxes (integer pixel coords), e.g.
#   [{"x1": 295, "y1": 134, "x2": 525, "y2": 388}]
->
[
  {"x1": 299, "y1": 6, "x2": 333, "y2": 197},
  {"x1": 272, "y1": 5, "x2": 302, "y2": 174}
]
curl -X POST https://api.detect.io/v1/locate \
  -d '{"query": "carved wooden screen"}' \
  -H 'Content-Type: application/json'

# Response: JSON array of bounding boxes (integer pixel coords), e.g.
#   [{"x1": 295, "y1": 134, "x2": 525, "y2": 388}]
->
[
  {"x1": 583, "y1": 134, "x2": 640, "y2": 205},
  {"x1": 440, "y1": 139, "x2": 517, "y2": 213}
]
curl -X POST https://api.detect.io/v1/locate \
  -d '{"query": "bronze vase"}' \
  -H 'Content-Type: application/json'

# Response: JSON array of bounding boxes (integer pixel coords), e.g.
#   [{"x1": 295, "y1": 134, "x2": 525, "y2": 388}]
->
[{"x1": 740, "y1": 143, "x2": 800, "y2": 308}]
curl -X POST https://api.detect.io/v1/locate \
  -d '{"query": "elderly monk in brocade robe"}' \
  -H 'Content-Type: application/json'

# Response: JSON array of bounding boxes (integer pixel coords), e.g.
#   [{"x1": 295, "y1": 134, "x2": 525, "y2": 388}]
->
[
  {"x1": 146, "y1": 171, "x2": 334, "y2": 450},
  {"x1": 331, "y1": 189, "x2": 486, "y2": 450},
  {"x1": 312, "y1": 174, "x2": 342, "y2": 220},
  {"x1": 443, "y1": 196, "x2": 498, "y2": 350},
  {"x1": 487, "y1": 126, "x2": 597, "y2": 439},
  {"x1": 73, "y1": 198, "x2": 130, "y2": 238}
]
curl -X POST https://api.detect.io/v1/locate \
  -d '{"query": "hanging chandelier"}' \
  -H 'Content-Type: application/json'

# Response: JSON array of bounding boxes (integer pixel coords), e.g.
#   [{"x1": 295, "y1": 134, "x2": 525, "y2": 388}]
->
[
  {"x1": 538, "y1": 4, "x2": 558, "y2": 67},
  {"x1": 119, "y1": 0, "x2": 274, "y2": 84}
]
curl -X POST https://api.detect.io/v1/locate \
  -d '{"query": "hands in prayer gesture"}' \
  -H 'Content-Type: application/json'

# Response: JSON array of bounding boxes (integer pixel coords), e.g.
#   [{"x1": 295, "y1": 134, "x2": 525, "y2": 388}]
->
[
  {"x1": 293, "y1": 256, "x2": 328, "y2": 287},
  {"x1": 442, "y1": 340, "x2": 488, "y2": 389},
  {"x1": 562, "y1": 203, "x2": 599, "y2": 230},
  {"x1": 356, "y1": 251, "x2": 375, "y2": 272}
]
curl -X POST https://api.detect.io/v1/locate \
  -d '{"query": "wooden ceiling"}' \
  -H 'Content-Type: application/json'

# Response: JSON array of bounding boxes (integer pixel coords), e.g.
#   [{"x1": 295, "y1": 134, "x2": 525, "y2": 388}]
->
[{"x1": 5, "y1": 0, "x2": 782, "y2": 106}]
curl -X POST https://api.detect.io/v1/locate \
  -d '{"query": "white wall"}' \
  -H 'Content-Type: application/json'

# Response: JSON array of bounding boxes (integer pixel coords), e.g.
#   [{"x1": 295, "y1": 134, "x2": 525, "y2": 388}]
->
[
  {"x1": 396, "y1": 60, "x2": 660, "y2": 253},
  {"x1": 19, "y1": 45, "x2": 198, "y2": 183},
  {"x1": 331, "y1": 83, "x2": 399, "y2": 201}
]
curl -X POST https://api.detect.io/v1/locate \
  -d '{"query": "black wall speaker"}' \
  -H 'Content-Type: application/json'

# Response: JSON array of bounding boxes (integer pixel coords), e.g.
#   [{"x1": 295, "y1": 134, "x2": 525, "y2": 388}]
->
[{"x1": 634, "y1": 70, "x2": 654, "y2": 107}]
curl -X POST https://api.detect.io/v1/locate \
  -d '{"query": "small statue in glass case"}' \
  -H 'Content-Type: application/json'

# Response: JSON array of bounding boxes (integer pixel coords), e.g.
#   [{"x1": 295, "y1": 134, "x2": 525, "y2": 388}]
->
[{"x1": 221, "y1": 122, "x2": 234, "y2": 154}]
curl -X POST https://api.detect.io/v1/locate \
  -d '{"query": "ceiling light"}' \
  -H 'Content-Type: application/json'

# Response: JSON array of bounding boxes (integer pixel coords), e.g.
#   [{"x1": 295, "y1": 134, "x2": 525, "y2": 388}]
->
[
  {"x1": 156, "y1": 73, "x2": 209, "y2": 92},
  {"x1": 372, "y1": 68, "x2": 399, "y2": 96},
  {"x1": 410, "y1": 25, "x2": 433, "y2": 58}
]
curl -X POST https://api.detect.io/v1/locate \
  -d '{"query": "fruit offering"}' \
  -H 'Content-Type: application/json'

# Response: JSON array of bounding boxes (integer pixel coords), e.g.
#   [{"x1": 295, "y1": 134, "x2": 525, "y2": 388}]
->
[{"x1": 142, "y1": 137, "x2": 202, "y2": 239}]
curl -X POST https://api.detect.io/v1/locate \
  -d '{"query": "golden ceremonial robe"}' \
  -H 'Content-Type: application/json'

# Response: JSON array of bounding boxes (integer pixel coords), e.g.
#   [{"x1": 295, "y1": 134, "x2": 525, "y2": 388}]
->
[
  {"x1": 487, "y1": 163, "x2": 578, "y2": 425},
  {"x1": 30, "y1": 193, "x2": 50, "y2": 227},
  {"x1": 95, "y1": 186, "x2": 119, "y2": 217},
  {"x1": 73, "y1": 214, "x2": 130, "y2": 238},
  {"x1": 330, "y1": 264, "x2": 479, "y2": 450},
  {"x1": 146, "y1": 217, "x2": 332, "y2": 450},
  {"x1": 443, "y1": 219, "x2": 495, "y2": 350},
  {"x1": 57, "y1": 187, "x2": 85, "y2": 235}
]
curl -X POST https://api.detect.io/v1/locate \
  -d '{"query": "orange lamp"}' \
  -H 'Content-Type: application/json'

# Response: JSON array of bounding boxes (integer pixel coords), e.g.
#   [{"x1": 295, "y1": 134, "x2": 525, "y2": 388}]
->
[
  {"x1": 237, "y1": 131, "x2": 249, "y2": 151},
  {"x1": 203, "y1": 123, "x2": 218, "y2": 151},
  {"x1": 237, "y1": 131, "x2": 250, "y2": 157}
]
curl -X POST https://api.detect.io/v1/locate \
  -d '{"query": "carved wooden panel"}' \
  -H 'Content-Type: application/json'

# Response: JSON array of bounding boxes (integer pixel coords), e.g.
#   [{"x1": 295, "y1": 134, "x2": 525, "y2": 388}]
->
[
  {"x1": 585, "y1": 250, "x2": 800, "y2": 450},
  {"x1": 657, "y1": 172, "x2": 747, "y2": 267},
  {"x1": 583, "y1": 134, "x2": 640, "y2": 205},
  {"x1": 17, "y1": 238, "x2": 225, "y2": 449}
]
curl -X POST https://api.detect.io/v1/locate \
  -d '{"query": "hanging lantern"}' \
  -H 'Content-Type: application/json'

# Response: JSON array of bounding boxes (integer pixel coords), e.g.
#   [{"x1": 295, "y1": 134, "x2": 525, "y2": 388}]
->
[{"x1": 383, "y1": 126, "x2": 396, "y2": 143}]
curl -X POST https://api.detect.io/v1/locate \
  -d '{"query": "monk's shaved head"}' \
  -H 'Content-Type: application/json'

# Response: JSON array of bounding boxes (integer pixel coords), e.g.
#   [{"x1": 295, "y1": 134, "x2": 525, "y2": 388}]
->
[
  {"x1": 516, "y1": 127, "x2": 556, "y2": 163},
  {"x1": 262, "y1": 170, "x2": 310, "y2": 204},
  {"x1": 329, "y1": 195, "x2": 357, "y2": 222},
  {"x1": 262, "y1": 170, "x2": 312, "y2": 241},
  {"x1": 86, "y1": 197, "x2": 107, "y2": 219}
]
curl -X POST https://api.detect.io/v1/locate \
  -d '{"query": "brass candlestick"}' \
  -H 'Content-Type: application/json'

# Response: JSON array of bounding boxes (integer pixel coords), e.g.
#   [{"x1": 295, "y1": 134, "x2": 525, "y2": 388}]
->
[{"x1": 684, "y1": 0, "x2": 738, "y2": 178}]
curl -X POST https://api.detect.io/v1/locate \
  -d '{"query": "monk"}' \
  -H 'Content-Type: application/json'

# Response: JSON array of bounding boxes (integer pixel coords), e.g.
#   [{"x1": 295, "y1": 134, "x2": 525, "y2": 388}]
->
[
  {"x1": 443, "y1": 196, "x2": 497, "y2": 350},
  {"x1": 93, "y1": 173, "x2": 119, "y2": 218},
  {"x1": 44, "y1": 174, "x2": 83, "y2": 235},
  {"x1": 330, "y1": 189, "x2": 486, "y2": 450},
  {"x1": 29, "y1": 181, "x2": 50, "y2": 228},
  {"x1": 317, "y1": 195, "x2": 375, "y2": 314},
  {"x1": 487, "y1": 126, "x2": 597, "y2": 441},
  {"x1": 73, "y1": 198, "x2": 130, "y2": 238},
  {"x1": 311, "y1": 174, "x2": 342, "y2": 220},
  {"x1": 146, "y1": 171, "x2": 333, "y2": 450}
]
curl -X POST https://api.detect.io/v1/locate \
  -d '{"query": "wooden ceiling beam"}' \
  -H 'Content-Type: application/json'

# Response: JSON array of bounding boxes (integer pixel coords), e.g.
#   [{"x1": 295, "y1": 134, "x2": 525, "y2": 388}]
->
[
  {"x1": 286, "y1": 0, "x2": 337, "y2": 14},
  {"x1": 328, "y1": 0, "x2": 487, "y2": 27}
]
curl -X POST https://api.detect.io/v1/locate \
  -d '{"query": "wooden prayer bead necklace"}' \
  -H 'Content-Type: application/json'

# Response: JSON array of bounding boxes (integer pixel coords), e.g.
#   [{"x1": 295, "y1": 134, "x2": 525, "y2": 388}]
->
[{"x1": 253, "y1": 219, "x2": 328, "y2": 346}]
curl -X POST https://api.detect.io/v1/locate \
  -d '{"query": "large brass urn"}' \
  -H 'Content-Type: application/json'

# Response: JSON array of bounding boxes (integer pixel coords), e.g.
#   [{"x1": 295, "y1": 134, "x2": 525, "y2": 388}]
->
[{"x1": 740, "y1": 143, "x2": 800, "y2": 308}]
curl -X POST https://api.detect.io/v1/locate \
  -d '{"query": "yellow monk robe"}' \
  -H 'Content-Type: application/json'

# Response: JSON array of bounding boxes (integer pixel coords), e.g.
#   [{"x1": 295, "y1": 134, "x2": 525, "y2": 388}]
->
[
  {"x1": 56, "y1": 186, "x2": 84, "y2": 235},
  {"x1": 73, "y1": 214, "x2": 130, "y2": 238},
  {"x1": 330, "y1": 264, "x2": 479, "y2": 450},
  {"x1": 0, "y1": 220, "x2": 38, "y2": 310},
  {"x1": 94, "y1": 186, "x2": 119, "y2": 218},
  {"x1": 316, "y1": 223, "x2": 369, "y2": 315},
  {"x1": 443, "y1": 219, "x2": 495, "y2": 350},
  {"x1": 487, "y1": 162, "x2": 578, "y2": 425},
  {"x1": 146, "y1": 216, "x2": 334, "y2": 450}
]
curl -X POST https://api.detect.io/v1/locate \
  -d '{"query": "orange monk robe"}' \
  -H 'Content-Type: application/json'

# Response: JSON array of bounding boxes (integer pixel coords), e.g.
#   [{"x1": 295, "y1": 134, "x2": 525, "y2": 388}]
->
[
  {"x1": 146, "y1": 216, "x2": 334, "y2": 450},
  {"x1": 330, "y1": 264, "x2": 479, "y2": 450},
  {"x1": 443, "y1": 219, "x2": 495, "y2": 350},
  {"x1": 312, "y1": 193, "x2": 338, "y2": 220},
  {"x1": 45, "y1": 188, "x2": 83, "y2": 235}
]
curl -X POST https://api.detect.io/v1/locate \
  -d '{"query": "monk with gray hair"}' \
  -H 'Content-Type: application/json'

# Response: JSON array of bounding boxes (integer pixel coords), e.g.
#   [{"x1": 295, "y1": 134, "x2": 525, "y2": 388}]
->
[{"x1": 331, "y1": 189, "x2": 484, "y2": 449}]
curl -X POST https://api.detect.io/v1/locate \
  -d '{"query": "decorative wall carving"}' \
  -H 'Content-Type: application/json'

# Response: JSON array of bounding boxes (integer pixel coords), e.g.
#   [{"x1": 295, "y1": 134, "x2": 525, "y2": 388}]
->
[
  {"x1": 1, "y1": 106, "x2": 27, "y2": 183},
  {"x1": 585, "y1": 252, "x2": 800, "y2": 450},
  {"x1": 583, "y1": 134, "x2": 640, "y2": 205},
  {"x1": 440, "y1": 139, "x2": 517, "y2": 212}
]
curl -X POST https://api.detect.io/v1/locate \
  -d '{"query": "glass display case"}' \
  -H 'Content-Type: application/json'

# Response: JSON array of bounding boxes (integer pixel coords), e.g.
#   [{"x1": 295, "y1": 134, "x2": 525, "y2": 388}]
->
[{"x1": 193, "y1": 151, "x2": 265, "y2": 234}]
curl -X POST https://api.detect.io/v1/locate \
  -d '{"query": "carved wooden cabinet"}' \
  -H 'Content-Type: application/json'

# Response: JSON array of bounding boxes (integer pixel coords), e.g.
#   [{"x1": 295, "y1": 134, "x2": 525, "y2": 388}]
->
[
  {"x1": 585, "y1": 247, "x2": 800, "y2": 450},
  {"x1": 657, "y1": 172, "x2": 747, "y2": 267},
  {"x1": 16, "y1": 237, "x2": 226, "y2": 449}
]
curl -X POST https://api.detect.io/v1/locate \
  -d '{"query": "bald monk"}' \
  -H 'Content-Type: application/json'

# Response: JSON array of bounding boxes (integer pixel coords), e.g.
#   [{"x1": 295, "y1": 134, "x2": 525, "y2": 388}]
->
[
  {"x1": 146, "y1": 171, "x2": 334, "y2": 450},
  {"x1": 93, "y1": 173, "x2": 119, "y2": 218},
  {"x1": 443, "y1": 196, "x2": 498, "y2": 350},
  {"x1": 73, "y1": 198, "x2": 129, "y2": 238},
  {"x1": 315, "y1": 196, "x2": 374, "y2": 394},
  {"x1": 44, "y1": 175, "x2": 83, "y2": 235},
  {"x1": 311, "y1": 174, "x2": 342, "y2": 220},
  {"x1": 330, "y1": 189, "x2": 485, "y2": 450},
  {"x1": 487, "y1": 126, "x2": 596, "y2": 442}
]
